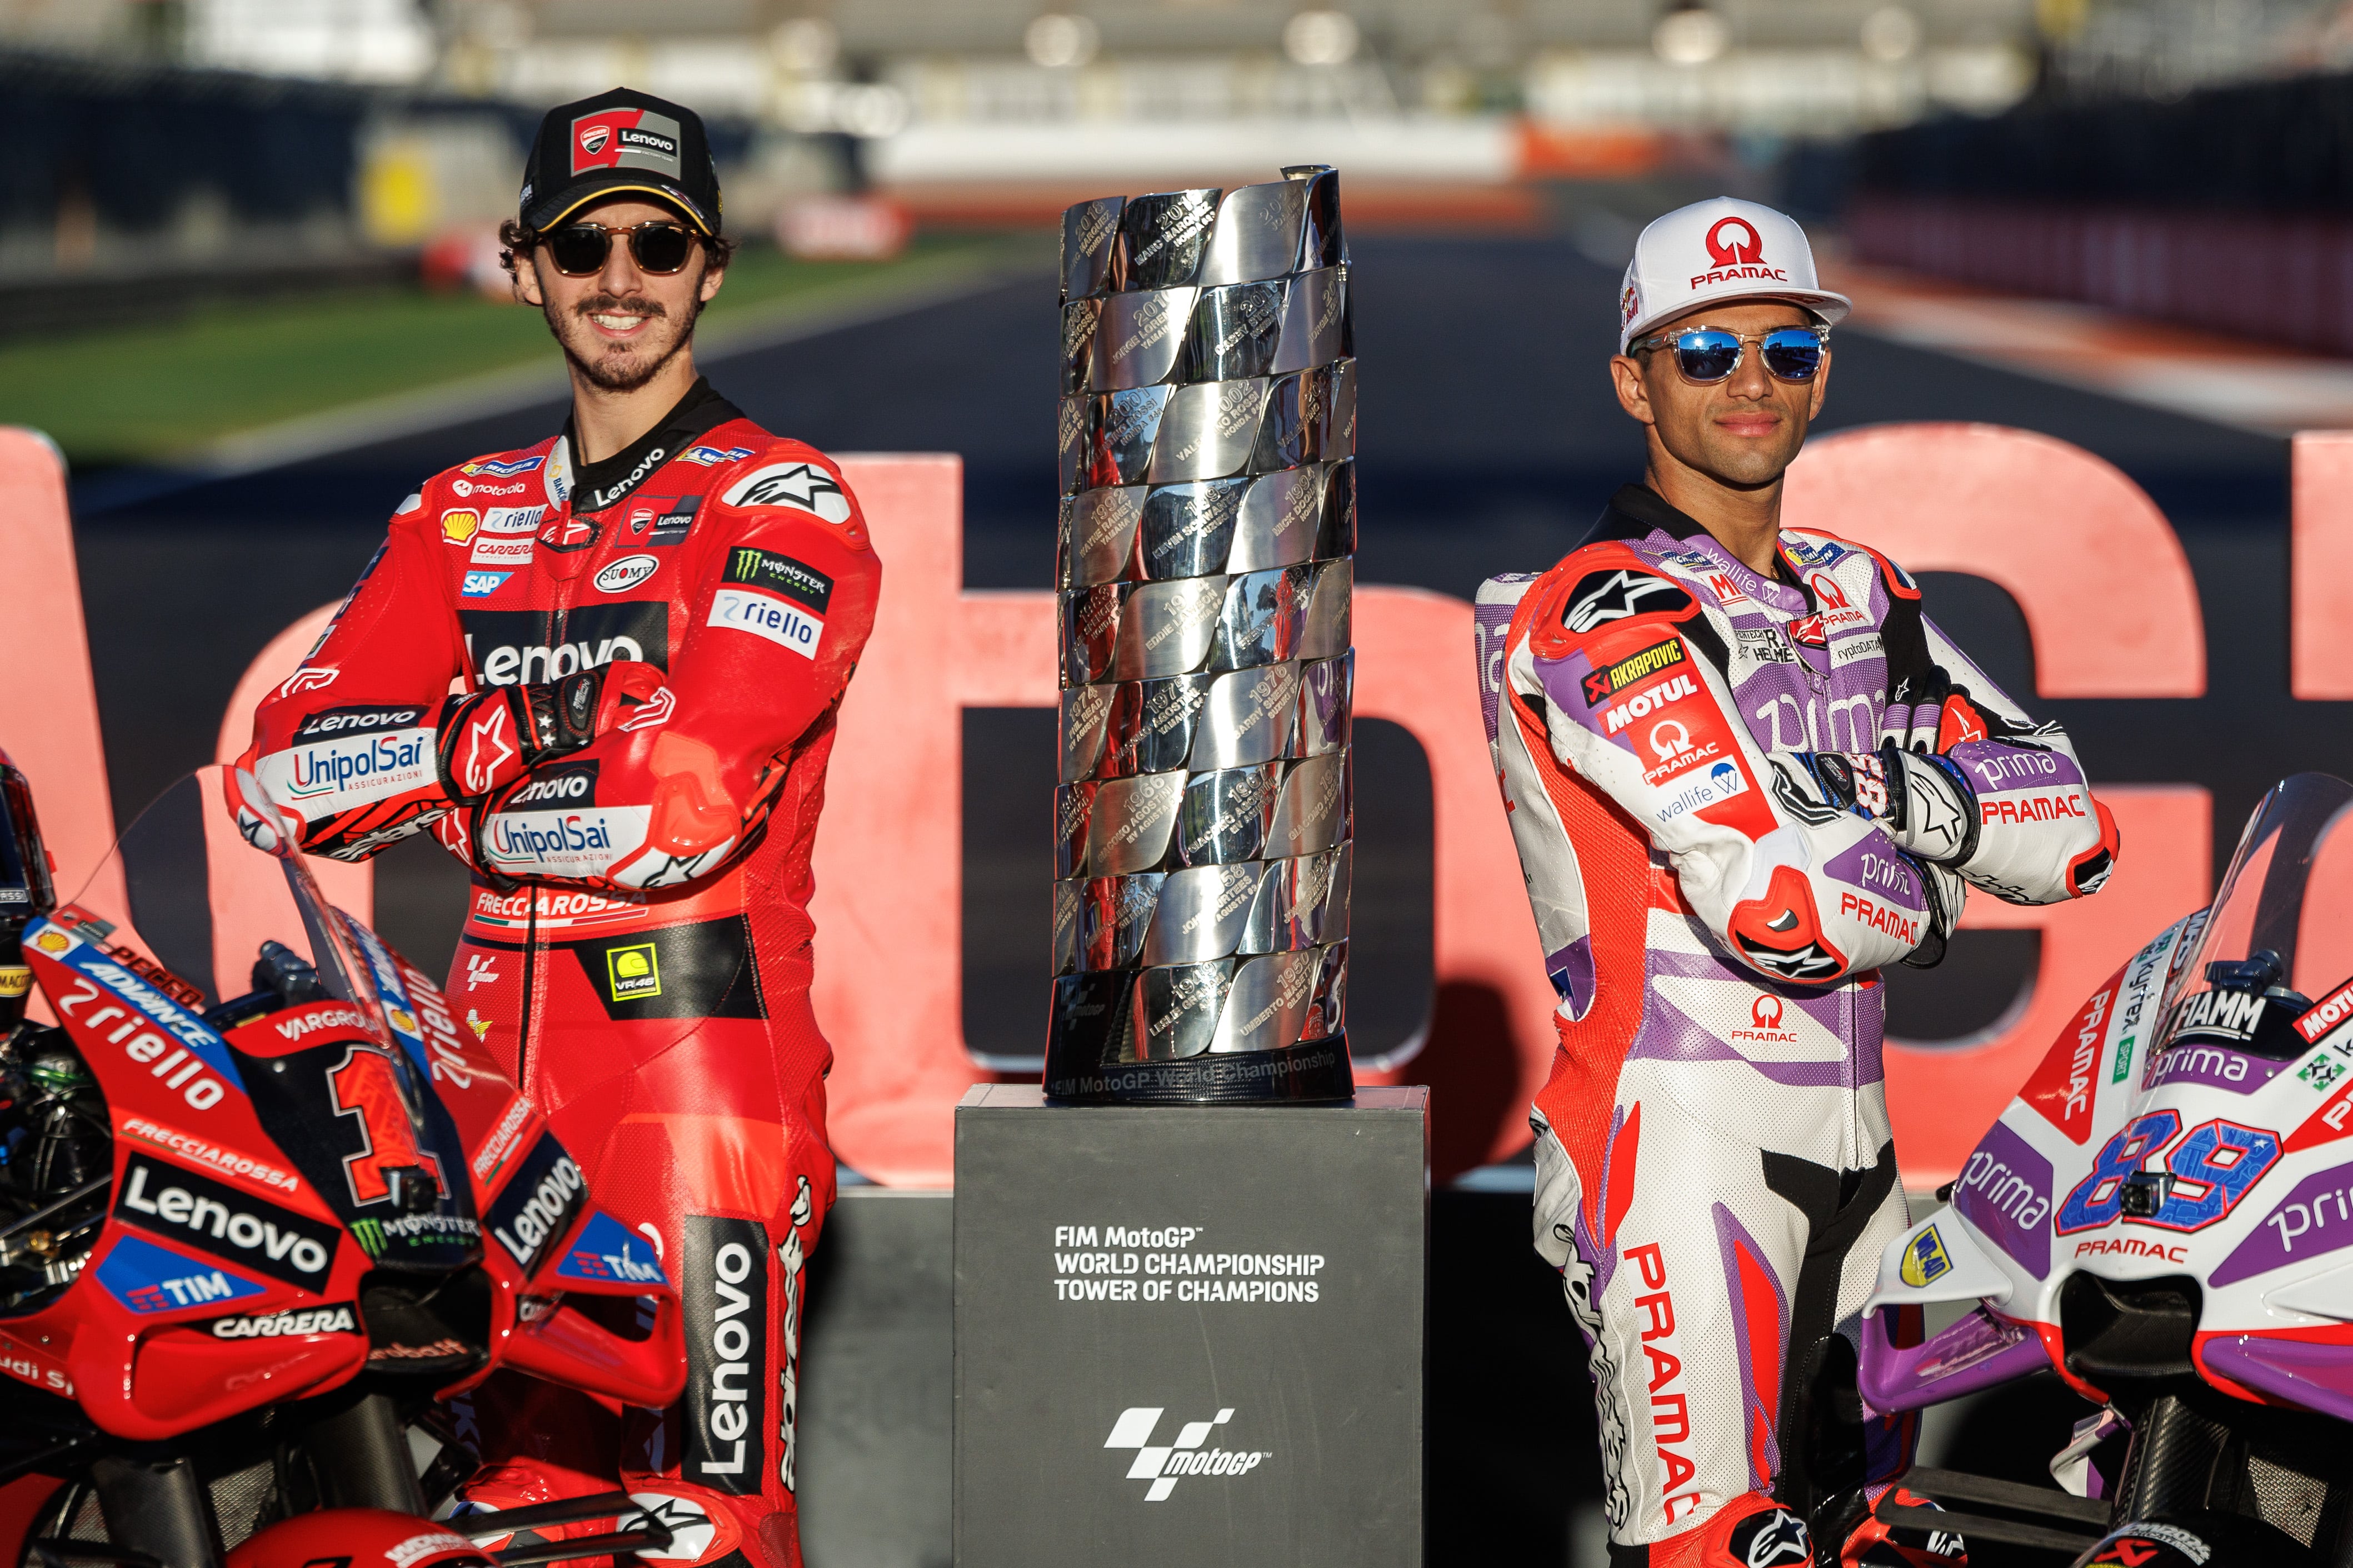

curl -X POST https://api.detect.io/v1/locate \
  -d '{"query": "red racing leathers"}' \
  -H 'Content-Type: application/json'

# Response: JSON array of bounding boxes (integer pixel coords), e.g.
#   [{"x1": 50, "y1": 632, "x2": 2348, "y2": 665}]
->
[
  {"x1": 1477, "y1": 486, "x2": 2117, "y2": 1566},
  {"x1": 235, "y1": 379, "x2": 879, "y2": 1568}
]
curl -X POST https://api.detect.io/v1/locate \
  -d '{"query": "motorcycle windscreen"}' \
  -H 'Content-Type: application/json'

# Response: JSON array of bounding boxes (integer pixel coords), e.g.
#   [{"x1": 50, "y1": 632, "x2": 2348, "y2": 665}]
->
[
  {"x1": 2161, "y1": 771, "x2": 2353, "y2": 1056},
  {"x1": 65, "y1": 769, "x2": 382, "y2": 1030}
]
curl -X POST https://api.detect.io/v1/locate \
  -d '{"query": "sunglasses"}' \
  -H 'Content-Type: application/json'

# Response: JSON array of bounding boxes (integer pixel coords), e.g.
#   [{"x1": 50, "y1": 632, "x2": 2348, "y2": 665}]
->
[
  {"x1": 1635, "y1": 325, "x2": 1829, "y2": 384},
  {"x1": 542, "y1": 220, "x2": 702, "y2": 277}
]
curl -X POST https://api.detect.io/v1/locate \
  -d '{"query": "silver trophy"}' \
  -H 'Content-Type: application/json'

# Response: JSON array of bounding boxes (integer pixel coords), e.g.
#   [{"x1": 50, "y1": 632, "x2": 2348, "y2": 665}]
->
[{"x1": 1044, "y1": 167, "x2": 1357, "y2": 1105}]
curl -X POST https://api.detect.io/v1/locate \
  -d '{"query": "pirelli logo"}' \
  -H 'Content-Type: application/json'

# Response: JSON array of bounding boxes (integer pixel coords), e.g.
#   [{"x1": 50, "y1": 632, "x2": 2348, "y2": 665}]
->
[{"x1": 1582, "y1": 637, "x2": 1684, "y2": 705}]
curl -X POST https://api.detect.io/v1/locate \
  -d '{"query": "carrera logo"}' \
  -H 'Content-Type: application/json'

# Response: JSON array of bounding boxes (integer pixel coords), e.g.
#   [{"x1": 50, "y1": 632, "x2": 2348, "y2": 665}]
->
[
  {"x1": 116, "y1": 1156, "x2": 338, "y2": 1284},
  {"x1": 209, "y1": 1304, "x2": 360, "y2": 1339},
  {"x1": 1581, "y1": 637, "x2": 1684, "y2": 705},
  {"x1": 1102, "y1": 1407, "x2": 1269, "y2": 1501}
]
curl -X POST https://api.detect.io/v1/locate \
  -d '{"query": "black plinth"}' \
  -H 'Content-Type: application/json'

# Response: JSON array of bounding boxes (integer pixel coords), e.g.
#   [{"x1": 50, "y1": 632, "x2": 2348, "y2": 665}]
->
[{"x1": 953, "y1": 1084, "x2": 1426, "y2": 1567}]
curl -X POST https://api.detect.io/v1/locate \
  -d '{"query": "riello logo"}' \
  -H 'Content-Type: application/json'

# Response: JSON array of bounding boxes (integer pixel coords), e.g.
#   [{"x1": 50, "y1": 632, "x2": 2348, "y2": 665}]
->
[{"x1": 1103, "y1": 1407, "x2": 1269, "y2": 1501}]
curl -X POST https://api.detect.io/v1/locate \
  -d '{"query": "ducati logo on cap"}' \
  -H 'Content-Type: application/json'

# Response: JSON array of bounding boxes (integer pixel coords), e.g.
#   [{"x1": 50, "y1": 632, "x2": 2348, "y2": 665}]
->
[{"x1": 570, "y1": 110, "x2": 685, "y2": 179}]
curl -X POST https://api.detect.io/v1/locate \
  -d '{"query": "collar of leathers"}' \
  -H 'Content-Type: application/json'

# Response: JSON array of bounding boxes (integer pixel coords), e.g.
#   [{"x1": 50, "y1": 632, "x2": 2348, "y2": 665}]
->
[
  {"x1": 1583, "y1": 482, "x2": 1803, "y2": 588},
  {"x1": 566, "y1": 376, "x2": 745, "y2": 515}
]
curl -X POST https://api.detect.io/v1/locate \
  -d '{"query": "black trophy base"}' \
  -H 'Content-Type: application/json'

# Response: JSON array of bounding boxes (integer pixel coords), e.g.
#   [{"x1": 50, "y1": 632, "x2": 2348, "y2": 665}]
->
[{"x1": 1041, "y1": 1031, "x2": 1355, "y2": 1105}]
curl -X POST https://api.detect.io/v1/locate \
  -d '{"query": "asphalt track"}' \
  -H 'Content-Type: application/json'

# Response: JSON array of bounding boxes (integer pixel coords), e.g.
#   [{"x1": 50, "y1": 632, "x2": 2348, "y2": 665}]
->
[{"x1": 67, "y1": 233, "x2": 2333, "y2": 1561}]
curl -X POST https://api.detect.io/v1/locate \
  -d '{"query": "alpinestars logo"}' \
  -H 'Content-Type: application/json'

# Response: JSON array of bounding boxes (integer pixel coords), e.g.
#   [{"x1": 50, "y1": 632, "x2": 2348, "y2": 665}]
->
[
  {"x1": 1726, "y1": 1506, "x2": 1812, "y2": 1566},
  {"x1": 1563, "y1": 569, "x2": 1691, "y2": 634},
  {"x1": 1102, "y1": 1407, "x2": 1269, "y2": 1501}
]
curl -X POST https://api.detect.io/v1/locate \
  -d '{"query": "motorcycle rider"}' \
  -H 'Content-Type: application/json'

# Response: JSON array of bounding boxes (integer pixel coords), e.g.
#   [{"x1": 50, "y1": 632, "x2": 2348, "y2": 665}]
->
[
  {"x1": 1477, "y1": 198, "x2": 2119, "y2": 1566},
  {"x1": 230, "y1": 89, "x2": 878, "y2": 1568}
]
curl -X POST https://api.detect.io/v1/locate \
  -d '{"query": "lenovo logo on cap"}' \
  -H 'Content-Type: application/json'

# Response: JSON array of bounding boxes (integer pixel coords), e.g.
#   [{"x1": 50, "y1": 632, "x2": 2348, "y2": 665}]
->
[{"x1": 571, "y1": 110, "x2": 684, "y2": 178}]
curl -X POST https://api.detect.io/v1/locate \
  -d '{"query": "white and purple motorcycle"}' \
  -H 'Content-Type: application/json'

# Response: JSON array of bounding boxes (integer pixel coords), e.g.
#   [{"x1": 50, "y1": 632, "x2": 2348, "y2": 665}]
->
[{"x1": 1864, "y1": 773, "x2": 2353, "y2": 1566}]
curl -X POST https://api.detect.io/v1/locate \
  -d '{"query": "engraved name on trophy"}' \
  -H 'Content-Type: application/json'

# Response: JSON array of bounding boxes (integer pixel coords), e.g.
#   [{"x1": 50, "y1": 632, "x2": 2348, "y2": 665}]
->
[{"x1": 1043, "y1": 167, "x2": 1357, "y2": 1105}]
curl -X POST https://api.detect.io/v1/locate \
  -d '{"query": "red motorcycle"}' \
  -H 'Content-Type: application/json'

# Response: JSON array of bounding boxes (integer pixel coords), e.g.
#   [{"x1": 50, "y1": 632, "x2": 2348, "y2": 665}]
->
[{"x1": 0, "y1": 761, "x2": 685, "y2": 1568}]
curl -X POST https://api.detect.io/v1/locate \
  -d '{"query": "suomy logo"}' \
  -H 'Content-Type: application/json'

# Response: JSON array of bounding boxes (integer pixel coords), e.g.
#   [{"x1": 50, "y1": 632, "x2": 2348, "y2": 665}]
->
[{"x1": 1102, "y1": 1407, "x2": 1268, "y2": 1501}]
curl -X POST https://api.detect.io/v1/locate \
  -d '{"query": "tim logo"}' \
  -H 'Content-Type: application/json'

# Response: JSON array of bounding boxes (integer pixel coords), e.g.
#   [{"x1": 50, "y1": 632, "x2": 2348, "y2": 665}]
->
[
  {"x1": 1102, "y1": 1407, "x2": 1268, "y2": 1501},
  {"x1": 1706, "y1": 217, "x2": 1764, "y2": 267}
]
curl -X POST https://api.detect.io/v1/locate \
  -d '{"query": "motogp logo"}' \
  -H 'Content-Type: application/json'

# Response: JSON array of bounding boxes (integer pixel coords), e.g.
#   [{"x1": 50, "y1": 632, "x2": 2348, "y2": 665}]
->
[{"x1": 1706, "y1": 217, "x2": 1764, "y2": 267}]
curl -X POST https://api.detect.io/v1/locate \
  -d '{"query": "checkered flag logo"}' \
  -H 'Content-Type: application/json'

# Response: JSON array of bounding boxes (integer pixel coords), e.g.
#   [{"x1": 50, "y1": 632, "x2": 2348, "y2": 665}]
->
[{"x1": 1102, "y1": 1407, "x2": 1267, "y2": 1501}]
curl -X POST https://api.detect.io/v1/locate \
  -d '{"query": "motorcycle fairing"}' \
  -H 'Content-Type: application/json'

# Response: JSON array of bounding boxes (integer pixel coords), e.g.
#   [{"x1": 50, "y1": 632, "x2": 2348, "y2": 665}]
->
[
  {"x1": 1863, "y1": 774, "x2": 2353, "y2": 1421},
  {"x1": 0, "y1": 768, "x2": 686, "y2": 1440}
]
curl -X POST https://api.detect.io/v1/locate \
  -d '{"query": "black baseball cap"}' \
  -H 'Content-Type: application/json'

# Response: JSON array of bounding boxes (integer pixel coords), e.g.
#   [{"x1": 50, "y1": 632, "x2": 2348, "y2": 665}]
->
[{"x1": 519, "y1": 87, "x2": 723, "y2": 237}]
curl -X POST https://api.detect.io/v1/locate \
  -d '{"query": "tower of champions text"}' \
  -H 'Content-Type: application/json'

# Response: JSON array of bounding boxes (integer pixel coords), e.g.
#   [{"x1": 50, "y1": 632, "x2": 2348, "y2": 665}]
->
[{"x1": 1050, "y1": 1224, "x2": 1328, "y2": 1303}]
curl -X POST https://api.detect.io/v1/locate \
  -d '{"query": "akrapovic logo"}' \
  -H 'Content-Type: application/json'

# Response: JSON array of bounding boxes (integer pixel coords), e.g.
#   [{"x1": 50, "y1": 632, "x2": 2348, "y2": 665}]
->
[
  {"x1": 682, "y1": 1215, "x2": 769, "y2": 1495},
  {"x1": 484, "y1": 1133, "x2": 586, "y2": 1275},
  {"x1": 1102, "y1": 1407, "x2": 1269, "y2": 1501}
]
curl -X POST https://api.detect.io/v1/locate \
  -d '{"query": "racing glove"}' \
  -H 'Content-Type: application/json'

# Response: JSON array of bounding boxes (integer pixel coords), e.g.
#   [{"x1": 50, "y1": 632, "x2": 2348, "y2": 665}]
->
[
  {"x1": 436, "y1": 660, "x2": 669, "y2": 804},
  {"x1": 1792, "y1": 743, "x2": 1979, "y2": 866},
  {"x1": 1776, "y1": 747, "x2": 1970, "y2": 970}
]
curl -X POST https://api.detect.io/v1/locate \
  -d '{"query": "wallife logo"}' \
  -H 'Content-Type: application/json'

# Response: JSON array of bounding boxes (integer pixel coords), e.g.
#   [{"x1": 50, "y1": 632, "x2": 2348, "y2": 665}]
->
[{"x1": 1102, "y1": 1407, "x2": 1270, "y2": 1501}]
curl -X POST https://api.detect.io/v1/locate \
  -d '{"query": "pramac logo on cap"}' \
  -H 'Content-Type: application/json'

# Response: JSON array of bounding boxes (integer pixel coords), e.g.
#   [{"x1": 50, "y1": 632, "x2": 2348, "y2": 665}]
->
[
  {"x1": 1692, "y1": 215, "x2": 1788, "y2": 290},
  {"x1": 1705, "y1": 216, "x2": 1764, "y2": 267}
]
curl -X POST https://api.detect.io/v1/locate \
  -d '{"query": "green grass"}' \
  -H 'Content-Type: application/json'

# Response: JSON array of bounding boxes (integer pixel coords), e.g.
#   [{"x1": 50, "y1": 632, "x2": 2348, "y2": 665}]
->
[{"x1": 0, "y1": 236, "x2": 1001, "y2": 468}]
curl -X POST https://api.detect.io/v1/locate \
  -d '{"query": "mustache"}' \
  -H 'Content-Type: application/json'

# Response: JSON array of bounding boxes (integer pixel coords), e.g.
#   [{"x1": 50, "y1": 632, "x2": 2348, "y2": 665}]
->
[{"x1": 572, "y1": 293, "x2": 667, "y2": 321}]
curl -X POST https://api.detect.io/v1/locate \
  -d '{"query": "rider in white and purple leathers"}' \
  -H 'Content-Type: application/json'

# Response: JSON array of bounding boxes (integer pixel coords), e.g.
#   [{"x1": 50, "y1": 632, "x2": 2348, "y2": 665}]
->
[{"x1": 1477, "y1": 198, "x2": 2119, "y2": 1568}]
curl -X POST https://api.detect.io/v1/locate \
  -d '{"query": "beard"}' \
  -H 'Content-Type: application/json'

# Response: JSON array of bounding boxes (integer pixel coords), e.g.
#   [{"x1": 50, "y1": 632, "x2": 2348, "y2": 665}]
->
[{"x1": 543, "y1": 288, "x2": 703, "y2": 393}]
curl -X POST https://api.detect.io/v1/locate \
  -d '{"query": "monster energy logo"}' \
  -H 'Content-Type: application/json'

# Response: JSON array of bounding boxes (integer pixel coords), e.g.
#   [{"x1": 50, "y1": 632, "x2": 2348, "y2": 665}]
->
[
  {"x1": 721, "y1": 547, "x2": 833, "y2": 613},
  {"x1": 352, "y1": 1218, "x2": 385, "y2": 1256}
]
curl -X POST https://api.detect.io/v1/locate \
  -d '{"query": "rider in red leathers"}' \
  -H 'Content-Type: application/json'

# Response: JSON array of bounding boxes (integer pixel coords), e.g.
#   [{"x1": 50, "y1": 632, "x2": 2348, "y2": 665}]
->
[
  {"x1": 231, "y1": 90, "x2": 877, "y2": 1568},
  {"x1": 1480, "y1": 200, "x2": 2118, "y2": 1567}
]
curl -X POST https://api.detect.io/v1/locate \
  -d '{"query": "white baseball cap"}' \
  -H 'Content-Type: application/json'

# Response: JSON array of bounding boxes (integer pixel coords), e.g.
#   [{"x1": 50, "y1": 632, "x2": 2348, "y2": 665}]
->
[{"x1": 1616, "y1": 196, "x2": 1851, "y2": 354}]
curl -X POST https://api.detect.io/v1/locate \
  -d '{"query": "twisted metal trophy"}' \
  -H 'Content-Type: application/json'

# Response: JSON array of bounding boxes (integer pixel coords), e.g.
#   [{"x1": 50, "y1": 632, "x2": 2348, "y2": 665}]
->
[{"x1": 1042, "y1": 167, "x2": 1357, "y2": 1105}]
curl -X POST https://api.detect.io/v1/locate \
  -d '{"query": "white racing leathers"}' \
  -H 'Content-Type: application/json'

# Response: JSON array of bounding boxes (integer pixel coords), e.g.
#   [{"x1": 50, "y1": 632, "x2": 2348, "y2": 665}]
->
[{"x1": 1476, "y1": 487, "x2": 2117, "y2": 1562}]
